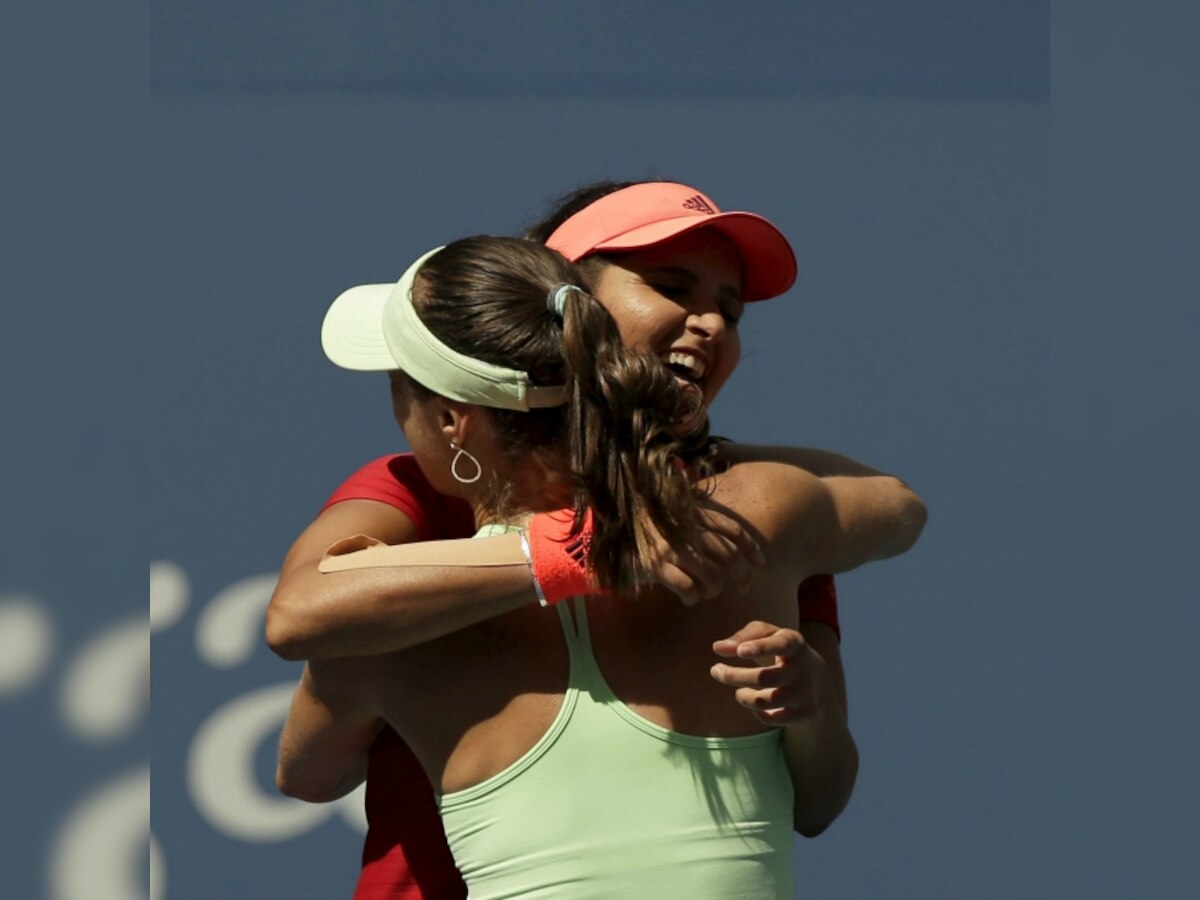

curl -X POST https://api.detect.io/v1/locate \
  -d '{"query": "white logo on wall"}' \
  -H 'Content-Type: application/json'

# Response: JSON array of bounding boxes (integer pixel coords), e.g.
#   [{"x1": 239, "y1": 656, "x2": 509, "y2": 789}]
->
[
  {"x1": 0, "y1": 591, "x2": 157, "y2": 900},
  {"x1": 0, "y1": 564, "x2": 365, "y2": 900},
  {"x1": 184, "y1": 567, "x2": 365, "y2": 843}
]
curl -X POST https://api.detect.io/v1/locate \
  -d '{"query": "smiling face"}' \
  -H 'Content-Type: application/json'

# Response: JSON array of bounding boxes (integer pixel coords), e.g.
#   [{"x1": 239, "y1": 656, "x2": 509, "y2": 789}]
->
[{"x1": 590, "y1": 228, "x2": 744, "y2": 433}]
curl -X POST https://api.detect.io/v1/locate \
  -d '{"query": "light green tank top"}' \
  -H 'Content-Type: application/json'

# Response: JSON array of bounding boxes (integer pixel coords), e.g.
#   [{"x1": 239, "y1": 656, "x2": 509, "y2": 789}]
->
[{"x1": 435, "y1": 525, "x2": 796, "y2": 899}]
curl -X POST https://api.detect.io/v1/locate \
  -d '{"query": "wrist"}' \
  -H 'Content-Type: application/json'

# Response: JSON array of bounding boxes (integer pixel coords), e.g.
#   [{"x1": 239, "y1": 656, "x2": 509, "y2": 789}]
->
[{"x1": 522, "y1": 509, "x2": 604, "y2": 605}]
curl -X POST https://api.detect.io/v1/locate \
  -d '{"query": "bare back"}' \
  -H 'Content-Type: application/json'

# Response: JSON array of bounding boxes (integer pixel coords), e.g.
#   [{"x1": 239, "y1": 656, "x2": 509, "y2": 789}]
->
[{"x1": 362, "y1": 460, "x2": 840, "y2": 794}]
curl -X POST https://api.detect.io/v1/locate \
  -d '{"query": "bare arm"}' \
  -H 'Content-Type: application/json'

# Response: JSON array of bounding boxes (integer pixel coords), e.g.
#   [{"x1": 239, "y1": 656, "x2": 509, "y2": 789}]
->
[
  {"x1": 720, "y1": 446, "x2": 926, "y2": 573},
  {"x1": 717, "y1": 442, "x2": 904, "y2": 715},
  {"x1": 276, "y1": 657, "x2": 387, "y2": 802},
  {"x1": 815, "y1": 472, "x2": 927, "y2": 571},
  {"x1": 710, "y1": 622, "x2": 858, "y2": 837},
  {"x1": 265, "y1": 500, "x2": 539, "y2": 660},
  {"x1": 797, "y1": 621, "x2": 848, "y2": 715},
  {"x1": 702, "y1": 462, "x2": 925, "y2": 833},
  {"x1": 734, "y1": 464, "x2": 926, "y2": 578},
  {"x1": 715, "y1": 442, "x2": 888, "y2": 478},
  {"x1": 266, "y1": 496, "x2": 764, "y2": 661}
]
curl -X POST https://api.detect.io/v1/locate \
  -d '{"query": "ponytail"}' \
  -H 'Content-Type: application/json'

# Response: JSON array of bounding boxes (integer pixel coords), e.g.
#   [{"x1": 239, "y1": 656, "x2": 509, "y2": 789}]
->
[
  {"x1": 556, "y1": 288, "x2": 699, "y2": 590},
  {"x1": 411, "y1": 234, "x2": 701, "y2": 591}
]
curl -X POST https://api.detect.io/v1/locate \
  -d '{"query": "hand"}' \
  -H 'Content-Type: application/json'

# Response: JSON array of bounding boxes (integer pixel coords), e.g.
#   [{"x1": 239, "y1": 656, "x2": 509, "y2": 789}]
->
[
  {"x1": 639, "y1": 497, "x2": 765, "y2": 606},
  {"x1": 709, "y1": 620, "x2": 826, "y2": 727}
]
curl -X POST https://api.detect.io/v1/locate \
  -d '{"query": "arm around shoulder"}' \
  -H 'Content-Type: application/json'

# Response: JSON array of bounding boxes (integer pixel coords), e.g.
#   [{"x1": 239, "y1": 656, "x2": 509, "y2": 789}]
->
[
  {"x1": 725, "y1": 463, "x2": 926, "y2": 580},
  {"x1": 715, "y1": 441, "x2": 888, "y2": 478},
  {"x1": 265, "y1": 499, "x2": 425, "y2": 660},
  {"x1": 709, "y1": 620, "x2": 858, "y2": 836},
  {"x1": 276, "y1": 657, "x2": 387, "y2": 802},
  {"x1": 265, "y1": 500, "x2": 541, "y2": 661},
  {"x1": 819, "y1": 471, "x2": 927, "y2": 569}
]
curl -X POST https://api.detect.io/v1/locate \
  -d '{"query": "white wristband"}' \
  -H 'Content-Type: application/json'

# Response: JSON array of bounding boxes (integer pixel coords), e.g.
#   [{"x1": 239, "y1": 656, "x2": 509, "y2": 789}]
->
[{"x1": 517, "y1": 531, "x2": 549, "y2": 607}]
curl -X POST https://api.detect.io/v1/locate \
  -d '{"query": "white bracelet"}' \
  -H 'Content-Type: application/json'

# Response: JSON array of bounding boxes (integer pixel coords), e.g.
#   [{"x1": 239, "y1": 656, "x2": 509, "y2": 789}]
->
[{"x1": 517, "y1": 531, "x2": 549, "y2": 607}]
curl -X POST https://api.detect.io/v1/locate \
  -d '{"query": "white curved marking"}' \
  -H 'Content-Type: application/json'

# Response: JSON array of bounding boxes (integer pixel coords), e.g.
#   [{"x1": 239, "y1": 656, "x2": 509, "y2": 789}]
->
[
  {"x1": 194, "y1": 573, "x2": 277, "y2": 668},
  {"x1": 59, "y1": 616, "x2": 147, "y2": 740},
  {"x1": 187, "y1": 682, "x2": 330, "y2": 841},
  {"x1": 187, "y1": 682, "x2": 367, "y2": 841},
  {"x1": 149, "y1": 561, "x2": 189, "y2": 632},
  {"x1": 338, "y1": 782, "x2": 369, "y2": 833},
  {"x1": 148, "y1": 831, "x2": 165, "y2": 900},
  {"x1": 0, "y1": 595, "x2": 54, "y2": 695},
  {"x1": 48, "y1": 766, "x2": 150, "y2": 900}
]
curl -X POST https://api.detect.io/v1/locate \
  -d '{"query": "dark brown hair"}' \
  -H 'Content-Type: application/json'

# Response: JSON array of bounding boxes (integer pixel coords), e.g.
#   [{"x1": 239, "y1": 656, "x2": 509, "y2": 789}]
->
[
  {"x1": 521, "y1": 180, "x2": 648, "y2": 243},
  {"x1": 410, "y1": 235, "x2": 697, "y2": 589}
]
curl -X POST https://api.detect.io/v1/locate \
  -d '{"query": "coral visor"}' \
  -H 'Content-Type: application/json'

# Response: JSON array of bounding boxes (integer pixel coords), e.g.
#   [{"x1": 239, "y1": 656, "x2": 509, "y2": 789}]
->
[{"x1": 545, "y1": 182, "x2": 797, "y2": 302}]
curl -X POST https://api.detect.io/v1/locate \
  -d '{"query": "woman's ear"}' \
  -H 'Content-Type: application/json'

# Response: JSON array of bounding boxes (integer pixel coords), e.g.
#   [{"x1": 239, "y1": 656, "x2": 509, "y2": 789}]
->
[{"x1": 436, "y1": 399, "x2": 477, "y2": 448}]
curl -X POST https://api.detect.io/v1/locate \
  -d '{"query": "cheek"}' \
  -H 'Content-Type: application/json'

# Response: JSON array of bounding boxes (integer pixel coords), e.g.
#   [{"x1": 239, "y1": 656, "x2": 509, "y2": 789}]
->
[
  {"x1": 390, "y1": 389, "x2": 410, "y2": 430},
  {"x1": 596, "y1": 275, "x2": 682, "y2": 353},
  {"x1": 710, "y1": 332, "x2": 741, "y2": 393},
  {"x1": 609, "y1": 297, "x2": 682, "y2": 353}
]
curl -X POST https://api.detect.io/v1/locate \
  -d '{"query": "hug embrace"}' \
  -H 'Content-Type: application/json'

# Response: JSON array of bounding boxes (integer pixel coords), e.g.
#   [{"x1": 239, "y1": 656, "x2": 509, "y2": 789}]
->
[{"x1": 267, "y1": 180, "x2": 927, "y2": 899}]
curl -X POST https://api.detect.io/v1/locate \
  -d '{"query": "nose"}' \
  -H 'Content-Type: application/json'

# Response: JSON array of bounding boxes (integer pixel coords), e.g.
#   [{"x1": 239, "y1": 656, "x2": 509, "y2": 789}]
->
[{"x1": 685, "y1": 308, "x2": 727, "y2": 344}]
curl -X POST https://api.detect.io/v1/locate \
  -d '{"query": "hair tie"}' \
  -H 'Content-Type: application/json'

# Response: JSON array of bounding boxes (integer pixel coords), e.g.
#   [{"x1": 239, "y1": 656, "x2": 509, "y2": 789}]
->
[{"x1": 546, "y1": 283, "x2": 579, "y2": 319}]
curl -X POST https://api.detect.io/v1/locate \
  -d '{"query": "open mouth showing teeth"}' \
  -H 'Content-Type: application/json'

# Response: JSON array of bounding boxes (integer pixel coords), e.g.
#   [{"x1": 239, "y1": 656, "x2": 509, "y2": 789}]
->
[
  {"x1": 663, "y1": 351, "x2": 707, "y2": 381},
  {"x1": 661, "y1": 351, "x2": 708, "y2": 435}
]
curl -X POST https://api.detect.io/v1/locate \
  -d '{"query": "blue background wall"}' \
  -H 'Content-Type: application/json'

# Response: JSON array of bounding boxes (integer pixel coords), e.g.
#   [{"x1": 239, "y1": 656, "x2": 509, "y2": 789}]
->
[{"x1": 6, "y1": 2, "x2": 1198, "y2": 899}]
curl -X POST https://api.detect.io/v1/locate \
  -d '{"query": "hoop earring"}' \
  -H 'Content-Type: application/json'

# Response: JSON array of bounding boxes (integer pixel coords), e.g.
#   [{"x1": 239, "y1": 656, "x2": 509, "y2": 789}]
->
[{"x1": 449, "y1": 441, "x2": 482, "y2": 484}]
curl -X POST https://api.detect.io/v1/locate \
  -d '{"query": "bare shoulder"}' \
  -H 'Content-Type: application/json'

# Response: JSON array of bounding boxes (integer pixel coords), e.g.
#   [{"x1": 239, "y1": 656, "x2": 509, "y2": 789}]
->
[
  {"x1": 703, "y1": 461, "x2": 829, "y2": 535},
  {"x1": 703, "y1": 461, "x2": 926, "y2": 578}
]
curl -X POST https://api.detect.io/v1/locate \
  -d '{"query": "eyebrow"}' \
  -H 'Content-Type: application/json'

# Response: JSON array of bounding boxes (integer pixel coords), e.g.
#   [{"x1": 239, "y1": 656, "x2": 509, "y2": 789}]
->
[{"x1": 645, "y1": 266, "x2": 743, "y2": 303}]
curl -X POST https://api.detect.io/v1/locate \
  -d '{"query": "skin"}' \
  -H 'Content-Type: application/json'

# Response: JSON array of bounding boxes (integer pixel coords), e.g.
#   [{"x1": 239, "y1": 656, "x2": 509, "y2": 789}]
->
[
  {"x1": 279, "y1": 411, "x2": 924, "y2": 840},
  {"x1": 589, "y1": 229, "x2": 744, "y2": 427},
  {"x1": 271, "y1": 228, "x2": 924, "y2": 839}
]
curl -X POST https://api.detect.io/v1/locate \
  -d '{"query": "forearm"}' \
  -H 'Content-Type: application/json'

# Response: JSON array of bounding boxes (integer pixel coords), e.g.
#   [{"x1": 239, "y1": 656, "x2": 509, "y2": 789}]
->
[
  {"x1": 276, "y1": 663, "x2": 385, "y2": 801},
  {"x1": 267, "y1": 501, "x2": 539, "y2": 661},
  {"x1": 718, "y1": 442, "x2": 888, "y2": 478},
  {"x1": 825, "y1": 474, "x2": 928, "y2": 568},
  {"x1": 783, "y1": 691, "x2": 859, "y2": 837},
  {"x1": 269, "y1": 519, "x2": 607, "y2": 659},
  {"x1": 280, "y1": 746, "x2": 370, "y2": 802},
  {"x1": 711, "y1": 620, "x2": 859, "y2": 836},
  {"x1": 797, "y1": 621, "x2": 848, "y2": 716},
  {"x1": 267, "y1": 558, "x2": 536, "y2": 660}
]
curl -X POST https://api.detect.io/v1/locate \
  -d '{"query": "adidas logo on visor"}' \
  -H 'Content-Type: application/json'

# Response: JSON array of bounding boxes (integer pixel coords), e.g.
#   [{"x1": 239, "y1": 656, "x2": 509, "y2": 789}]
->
[{"x1": 681, "y1": 195, "x2": 716, "y2": 214}]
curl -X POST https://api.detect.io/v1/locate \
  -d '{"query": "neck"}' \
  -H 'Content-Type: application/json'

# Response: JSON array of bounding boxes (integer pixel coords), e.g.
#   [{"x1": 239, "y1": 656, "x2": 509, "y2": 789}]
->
[{"x1": 468, "y1": 459, "x2": 574, "y2": 528}]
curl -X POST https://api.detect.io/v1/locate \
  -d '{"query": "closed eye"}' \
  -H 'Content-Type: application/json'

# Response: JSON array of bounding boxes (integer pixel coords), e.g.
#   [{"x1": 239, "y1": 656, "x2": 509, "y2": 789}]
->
[
  {"x1": 651, "y1": 281, "x2": 687, "y2": 299},
  {"x1": 719, "y1": 298, "x2": 744, "y2": 325}
]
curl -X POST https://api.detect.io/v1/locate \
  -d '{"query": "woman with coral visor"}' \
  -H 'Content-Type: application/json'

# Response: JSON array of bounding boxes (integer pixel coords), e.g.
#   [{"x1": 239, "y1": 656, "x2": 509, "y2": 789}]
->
[{"x1": 268, "y1": 181, "x2": 912, "y2": 899}]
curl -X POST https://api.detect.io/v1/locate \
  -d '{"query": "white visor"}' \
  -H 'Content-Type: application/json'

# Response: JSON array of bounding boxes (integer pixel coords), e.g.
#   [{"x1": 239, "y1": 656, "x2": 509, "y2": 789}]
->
[{"x1": 321, "y1": 246, "x2": 568, "y2": 412}]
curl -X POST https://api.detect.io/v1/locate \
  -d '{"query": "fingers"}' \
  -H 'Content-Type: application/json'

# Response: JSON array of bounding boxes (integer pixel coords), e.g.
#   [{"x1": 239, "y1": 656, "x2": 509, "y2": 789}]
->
[
  {"x1": 751, "y1": 705, "x2": 808, "y2": 726},
  {"x1": 720, "y1": 682, "x2": 813, "y2": 726},
  {"x1": 696, "y1": 504, "x2": 765, "y2": 567},
  {"x1": 653, "y1": 564, "x2": 701, "y2": 606},
  {"x1": 712, "y1": 620, "x2": 792, "y2": 657},
  {"x1": 647, "y1": 544, "x2": 743, "y2": 605},
  {"x1": 672, "y1": 530, "x2": 753, "y2": 599},
  {"x1": 709, "y1": 660, "x2": 791, "y2": 689},
  {"x1": 710, "y1": 622, "x2": 822, "y2": 727},
  {"x1": 670, "y1": 545, "x2": 729, "y2": 600},
  {"x1": 635, "y1": 500, "x2": 762, "y2": 605},
  {"x1": 685, "y1": 513, "x2": 761, "y2": 590},
  {"x1": 709, "y1": 662, "x2": 816, "y2": 726},
  {"x1": 731, "y1": 629, "x2": 805, "y2": 661}
]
